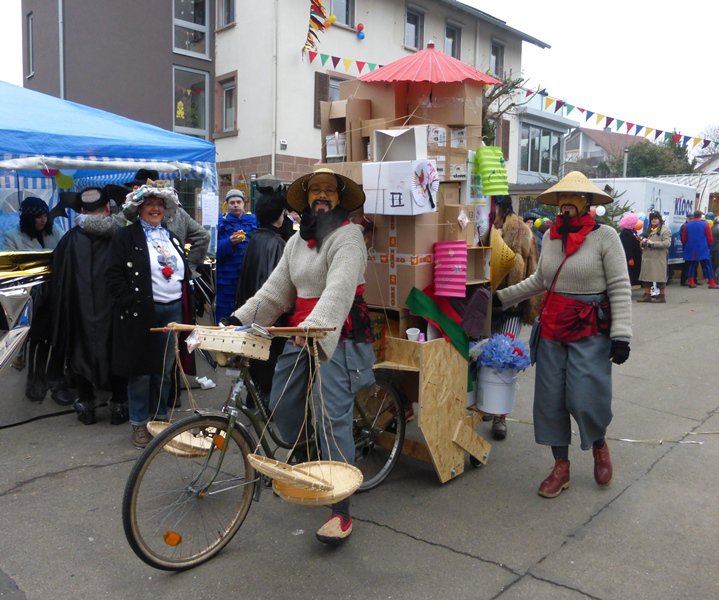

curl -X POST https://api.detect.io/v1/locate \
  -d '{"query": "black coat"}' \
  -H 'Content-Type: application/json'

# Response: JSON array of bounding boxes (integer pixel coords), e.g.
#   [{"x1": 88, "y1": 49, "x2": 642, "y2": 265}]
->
[
  {"x1": 51, "y1": 226, "x2": 113, "y2": 387},
  {"x1": 105, "y1": 221, "x2": 192, "y2": 377},
  {"x1": 236, "y1": 227, "x2": 286, "y2": 306},
  {"x1": 619, "y1": 228, "x2": 642, "y2": 285}
]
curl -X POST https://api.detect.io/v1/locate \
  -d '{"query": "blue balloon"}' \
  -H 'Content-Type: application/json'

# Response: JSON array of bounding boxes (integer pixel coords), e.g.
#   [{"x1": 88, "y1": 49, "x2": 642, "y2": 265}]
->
[{"x1": 357, "y1": 31, "x2": 365, "y2": 40}]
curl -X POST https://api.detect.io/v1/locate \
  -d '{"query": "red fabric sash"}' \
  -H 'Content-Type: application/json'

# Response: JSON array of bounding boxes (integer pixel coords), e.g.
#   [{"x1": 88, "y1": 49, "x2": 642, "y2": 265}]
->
[
  {"x1": 549, "y1": 214, "x2": 596, "y2": 256},
  {"x1": 288, "y1": 285, "x2": 365, "y2": 334},
  {"x1": 540, "y1": 293, "x2": 608, "y2": 342}
]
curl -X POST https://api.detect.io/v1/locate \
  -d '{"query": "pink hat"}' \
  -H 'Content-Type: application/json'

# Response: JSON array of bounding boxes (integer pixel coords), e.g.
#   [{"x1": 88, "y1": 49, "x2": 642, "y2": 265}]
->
[{"x1": 618, "y1": 212, "x2": 639, "y2": 230}]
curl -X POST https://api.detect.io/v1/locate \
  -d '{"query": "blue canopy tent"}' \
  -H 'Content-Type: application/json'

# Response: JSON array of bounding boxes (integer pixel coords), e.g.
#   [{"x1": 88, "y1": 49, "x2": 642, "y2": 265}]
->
[{"x1": 0, "y1": 80, "x2": 217, "y2": 238}]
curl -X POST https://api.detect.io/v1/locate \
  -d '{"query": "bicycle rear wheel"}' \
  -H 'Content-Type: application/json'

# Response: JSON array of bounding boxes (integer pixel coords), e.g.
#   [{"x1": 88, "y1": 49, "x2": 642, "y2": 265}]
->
[
  {"x1": 122, "y1": 415, "x2": 256, "y2": 570},
  {"x1": 354, "y1": 373, "x2": 406, "y2": 491}
]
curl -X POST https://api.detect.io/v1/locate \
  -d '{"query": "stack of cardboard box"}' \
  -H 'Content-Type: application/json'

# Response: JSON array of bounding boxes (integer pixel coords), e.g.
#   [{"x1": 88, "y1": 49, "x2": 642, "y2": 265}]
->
[{"x1": 315, "y1": 79, "x2": 491, "y2": 318}]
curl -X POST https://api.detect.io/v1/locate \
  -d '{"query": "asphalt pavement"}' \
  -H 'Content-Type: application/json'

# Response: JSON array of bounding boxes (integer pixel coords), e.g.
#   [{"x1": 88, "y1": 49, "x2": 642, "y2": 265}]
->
[{"x1": 1, "y1": 281, "x2": 718, "y2": 599}]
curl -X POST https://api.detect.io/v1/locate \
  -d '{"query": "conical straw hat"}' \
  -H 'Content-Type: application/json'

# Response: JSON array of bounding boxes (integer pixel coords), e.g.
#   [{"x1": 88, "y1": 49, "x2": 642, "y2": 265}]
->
[{"x1": 537, "y1": 171, "x2": 613, "y2": 206}]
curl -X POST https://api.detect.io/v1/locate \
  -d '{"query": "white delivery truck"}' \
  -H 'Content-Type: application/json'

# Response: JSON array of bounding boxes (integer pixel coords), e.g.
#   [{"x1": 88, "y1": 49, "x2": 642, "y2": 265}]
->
[{"x1": 591, "y1": 177, "x2": 699, "y2": 265}]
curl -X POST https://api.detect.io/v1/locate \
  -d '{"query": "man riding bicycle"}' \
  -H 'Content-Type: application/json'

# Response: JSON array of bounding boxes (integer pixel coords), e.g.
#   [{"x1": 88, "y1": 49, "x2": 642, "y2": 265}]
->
[{"x1": 230, "y1": 168, "x2": 375, "y2": 545}]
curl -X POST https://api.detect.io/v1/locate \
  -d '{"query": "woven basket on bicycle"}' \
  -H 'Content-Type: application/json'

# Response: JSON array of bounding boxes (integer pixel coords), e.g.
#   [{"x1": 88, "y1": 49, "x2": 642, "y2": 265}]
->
[
  {"x1": 248, "y1": 454, "x2": 363, "y2": 506},
  {"x1": 146, "y1": 421, "x2": 225, "y2": 457}
]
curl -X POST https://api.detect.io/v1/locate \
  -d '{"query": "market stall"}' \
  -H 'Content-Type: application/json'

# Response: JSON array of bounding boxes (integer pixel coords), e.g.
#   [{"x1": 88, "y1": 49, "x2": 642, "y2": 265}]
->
[{"x1": 0, "y1": 81, "x2": 218, "y2": 427}]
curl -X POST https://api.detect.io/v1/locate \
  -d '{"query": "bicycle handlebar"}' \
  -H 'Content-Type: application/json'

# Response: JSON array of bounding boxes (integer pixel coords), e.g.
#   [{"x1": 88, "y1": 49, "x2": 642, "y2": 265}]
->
[{"x1": 150, "y1": 322, "x2": 336, "y2": 338}]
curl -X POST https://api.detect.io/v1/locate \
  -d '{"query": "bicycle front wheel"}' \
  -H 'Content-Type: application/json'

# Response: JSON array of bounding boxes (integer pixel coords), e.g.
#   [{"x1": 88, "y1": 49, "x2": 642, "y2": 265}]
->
[
  {"x1": 122, "y1": 415, "x2": 257, "y2": 571},
  {"x1": 353, "y1": 374, "x2": 406, "y2": 491}
]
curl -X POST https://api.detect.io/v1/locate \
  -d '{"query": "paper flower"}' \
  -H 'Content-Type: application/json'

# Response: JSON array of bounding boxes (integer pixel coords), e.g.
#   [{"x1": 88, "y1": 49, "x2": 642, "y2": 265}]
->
[{"x1": 475, "y1": 333, "x2": 531, "y2": 372}]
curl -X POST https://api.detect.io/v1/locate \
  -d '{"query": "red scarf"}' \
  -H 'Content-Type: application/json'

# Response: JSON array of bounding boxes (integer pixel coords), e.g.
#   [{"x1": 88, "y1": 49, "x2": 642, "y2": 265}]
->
[{"x1": 549, "y1": 214, "x2": 596, "y2": 256}]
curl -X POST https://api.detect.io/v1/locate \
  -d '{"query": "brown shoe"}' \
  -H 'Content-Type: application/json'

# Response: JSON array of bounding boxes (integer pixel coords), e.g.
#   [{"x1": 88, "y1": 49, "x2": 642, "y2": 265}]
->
[
  {"x1": 491, "y1": 416, "x2": 507, "y2": 440},
  {"x1": 132, "y1": 425, "x2": 152, "y2": 449},
  {"x1": 538, "y1": 458, "x2": 570, "y2": 498},
  {"x1": 651, "y1": 295, "x2": 666, "y2": 303},
  {"x1": 592, "y1": 443, "x2": 612, "y2": 486},
  {"x1": 636, "y1": 293, "x2": 652, "y2": 303}
]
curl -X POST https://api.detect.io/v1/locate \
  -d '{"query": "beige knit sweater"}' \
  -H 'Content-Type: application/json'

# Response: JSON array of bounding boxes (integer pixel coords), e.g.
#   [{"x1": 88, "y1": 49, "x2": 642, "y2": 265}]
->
[
  {"x1": 497, "y1": 224, "x2": 632, "y2": 340},
  {"x1": 234, "y1": 223, "x2": 368, "y2": 360}
]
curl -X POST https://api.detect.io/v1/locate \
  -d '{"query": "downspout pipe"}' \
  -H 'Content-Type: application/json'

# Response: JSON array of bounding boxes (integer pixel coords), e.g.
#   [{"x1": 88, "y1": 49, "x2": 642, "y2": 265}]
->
[
  {"x1": 271, "y1": 0, "x2": 278, "y2": 176},
  {"x1": 58, "y1": 0, "x2": 65, "y2": 98}
]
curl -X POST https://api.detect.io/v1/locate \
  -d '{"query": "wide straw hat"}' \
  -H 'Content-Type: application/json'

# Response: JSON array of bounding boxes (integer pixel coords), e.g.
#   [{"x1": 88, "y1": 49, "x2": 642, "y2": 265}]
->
[
  {"x1": 489, "y1": 228, "x2": 517, "y2": 290},
  {"x1": 537, "y1": 171, "x2": 614, "y2": 206},
  {"x1": 286, "y1": 167, "x2": 365, "y2": 212}
]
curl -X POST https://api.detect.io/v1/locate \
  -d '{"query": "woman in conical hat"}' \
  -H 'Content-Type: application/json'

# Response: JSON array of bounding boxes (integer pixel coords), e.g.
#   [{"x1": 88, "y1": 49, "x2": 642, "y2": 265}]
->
[{"x1": 494, "y1": 171, "x2": 632, "y2": 499}]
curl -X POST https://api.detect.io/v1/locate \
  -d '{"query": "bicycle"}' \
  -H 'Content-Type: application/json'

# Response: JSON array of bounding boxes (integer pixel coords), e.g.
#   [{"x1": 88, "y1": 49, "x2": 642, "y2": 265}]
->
[{"x1": 122, "y1": 324, "x2": 406, "y2": 570}]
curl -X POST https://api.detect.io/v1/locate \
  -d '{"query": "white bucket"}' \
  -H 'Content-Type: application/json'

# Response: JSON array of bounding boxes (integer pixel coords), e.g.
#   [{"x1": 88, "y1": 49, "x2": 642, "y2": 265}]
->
[{"x1": 477, "y1": 367, "x2": 518, "y2": 414}]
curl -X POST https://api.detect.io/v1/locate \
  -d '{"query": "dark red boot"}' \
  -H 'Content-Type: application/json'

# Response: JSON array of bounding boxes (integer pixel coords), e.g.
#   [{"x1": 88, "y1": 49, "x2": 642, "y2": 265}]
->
[
  {"x1": 592, "y1": 443, "x2": 613, "y2": 486},
  {"x1": 538, "y1": 458, "x2": 570, "y2": 498},
  {"x1": 708, "y1": 278, "x2": 719, "y2": 289},
  {"x1": 688, "y1": 277, "x2": 697, "y2": 288}
]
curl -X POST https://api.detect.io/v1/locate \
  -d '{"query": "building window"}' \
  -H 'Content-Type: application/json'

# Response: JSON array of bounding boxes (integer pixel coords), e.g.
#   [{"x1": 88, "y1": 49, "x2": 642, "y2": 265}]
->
[
  {"x1": 405, "y1": 7, "x2": 424, "y2": 50},
  {"x1": 217, "y1": 0, "x2": 234, "y2": 28},
  {"x1": 520, "y1": 124, "x2": 563, "y2": 176},
  {"x1": 331, "y1": 0, "x2": 354, "y2": 28},
  {"x1": 221, "y1": 79, "x2": 236, "y2": 132},
  {"x1": 26, "y1": 12, "x2": 34, "y2": 77},
  {"x1": 174, "y1": 0, "x2": 208, "y2": 58},
  {"x1": 174, "y1": 66, "x2": 209, "y2": 139},
  {"x1": 314, "y1": 72, "x2": 349, "y2": 128},
  {"x1": 444, "y1": 23, "x2": 461, "y2": 59},
  {"x1": 490, "y1": 41, "x2": 504, "y2": 79}
]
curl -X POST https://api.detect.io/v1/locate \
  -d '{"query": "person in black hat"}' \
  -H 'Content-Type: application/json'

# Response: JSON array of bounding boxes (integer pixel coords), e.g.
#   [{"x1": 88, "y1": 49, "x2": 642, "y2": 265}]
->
[
  {"x1": 50, "y1": 187, "x2": 129, "y2": 425},
  {"x1": 4, "y1": 196, "x2": 64, "y2": 251},
  {"x1": 235, "y1": 185, "x2": 289, "y2": 401}
]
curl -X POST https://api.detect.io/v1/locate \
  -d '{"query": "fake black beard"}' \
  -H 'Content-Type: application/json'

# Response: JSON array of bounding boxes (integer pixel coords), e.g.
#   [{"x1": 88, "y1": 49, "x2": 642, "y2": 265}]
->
[{"x1": 299, "y1": 206, "x2": 350, "y2": 249}]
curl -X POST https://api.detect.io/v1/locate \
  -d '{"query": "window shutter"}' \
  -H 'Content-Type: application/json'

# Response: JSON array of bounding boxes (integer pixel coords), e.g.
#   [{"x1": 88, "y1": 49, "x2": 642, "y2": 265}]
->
[
  {"x1": 314, "y1": 72, "x2": 330, "y2": 129},
  {"x1": 501, "y1": 118, "x2": 510, "y2": 160}
]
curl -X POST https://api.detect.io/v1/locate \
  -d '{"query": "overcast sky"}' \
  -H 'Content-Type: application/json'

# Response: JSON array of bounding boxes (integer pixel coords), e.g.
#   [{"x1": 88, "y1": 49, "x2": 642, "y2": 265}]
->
[{"x1": 2, "y1": 1, "x2": 717, "y2": 143}]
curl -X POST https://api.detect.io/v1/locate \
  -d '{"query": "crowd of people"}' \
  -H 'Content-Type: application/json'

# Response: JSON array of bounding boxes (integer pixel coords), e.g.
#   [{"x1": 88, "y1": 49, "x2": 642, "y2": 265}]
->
[{"x1": 6, "y1": 163, "x2": 717, "y2": 544}]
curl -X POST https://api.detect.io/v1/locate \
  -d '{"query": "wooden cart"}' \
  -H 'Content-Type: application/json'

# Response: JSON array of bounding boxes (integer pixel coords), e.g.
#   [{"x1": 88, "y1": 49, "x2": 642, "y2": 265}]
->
[{"x1": 374, "y1": 335, "x2": 491, "y2": 484}]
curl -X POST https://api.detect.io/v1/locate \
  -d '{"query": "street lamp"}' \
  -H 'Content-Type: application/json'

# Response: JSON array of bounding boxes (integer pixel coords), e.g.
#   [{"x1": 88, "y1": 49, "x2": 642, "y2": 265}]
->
[{"x1": 622, "y1": 147, "x2": 629, "y2": 177}]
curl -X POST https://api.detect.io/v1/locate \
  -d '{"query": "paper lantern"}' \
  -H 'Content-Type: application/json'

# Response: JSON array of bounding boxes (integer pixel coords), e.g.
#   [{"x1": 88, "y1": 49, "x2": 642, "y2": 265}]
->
[
  {"x1": 475, "y1": 146, "x2": 508, "y2": 196},
  {"x1": 489, "y1": 228, "x2": 516, "y2": 290},
  {"x1": 595, "y1": 205, "x2": 606, "y2": 217},
  {"x1": 55, "y1": 173, "x2": 74, "y2": 189},
  {"x1": 433, "y1": 241, "x2": 468, "y2": 297}
]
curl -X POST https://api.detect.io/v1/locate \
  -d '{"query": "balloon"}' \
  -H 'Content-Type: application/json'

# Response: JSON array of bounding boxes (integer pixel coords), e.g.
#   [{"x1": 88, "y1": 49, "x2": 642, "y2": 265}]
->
[
  {"x1": 634, "y1": 220, "x2": 644, "y2": 231},
  {"x1": 328, "y1": 14, "x2": 336, "y2": 24},
  {"x1": 55, "y1": 173, "x2": 74, "y2": 189},
  {"x1": 595, "y1": 205, "x2": 606, "y2": 217},
  {"x1": 589, "y1": 206, "x2": 597, "y2": 217},
  {"x1": 357, "y1": 22, "x2": 364, "y2": 32},
  {"x1": 533, "y1": 218, "x2": 543, "y2": 229},
  {"x1": 638, "y1": 212, "x2": 646, "y2": 221},
  {"x1": 357, "y1": 31, "x2": 365, "y2": 40},
  {"x1": 40, "y1": 168, "x2": 59, "y2": 177}
]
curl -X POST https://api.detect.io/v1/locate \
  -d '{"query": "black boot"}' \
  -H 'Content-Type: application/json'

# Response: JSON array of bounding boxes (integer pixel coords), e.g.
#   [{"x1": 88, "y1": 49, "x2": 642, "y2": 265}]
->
[
  {"x1": 73, "y1": 398, "x2": 96, "y2": 425},
  {"x1": 110, "y1": 402, "x2": 129, "y2": 425}
]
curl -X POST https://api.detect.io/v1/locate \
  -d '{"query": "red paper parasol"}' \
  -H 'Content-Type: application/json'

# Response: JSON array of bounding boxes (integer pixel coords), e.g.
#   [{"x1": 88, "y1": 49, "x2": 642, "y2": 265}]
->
[{"x1": 358, "y1": 41, "x2": 502, "y2": 85}]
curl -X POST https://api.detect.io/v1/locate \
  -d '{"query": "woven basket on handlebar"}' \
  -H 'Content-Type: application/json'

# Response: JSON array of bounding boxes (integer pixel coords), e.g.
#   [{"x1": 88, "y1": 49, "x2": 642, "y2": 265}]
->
[{"x1": 195, "y1": 329, "x2": 271, "y2": 360}]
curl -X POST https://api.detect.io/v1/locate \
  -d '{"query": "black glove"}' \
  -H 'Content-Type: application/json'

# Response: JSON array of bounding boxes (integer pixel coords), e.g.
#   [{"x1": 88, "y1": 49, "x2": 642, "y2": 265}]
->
[
  {"x1": 220, "y1": 315, "x2": 242, "y2": 327},
  {"x1": 609, "y1": 339, "x2": 630, "y2": 364},
  {"x1": 491, "y1": 292, "x2": 503, "y2": 311}
]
